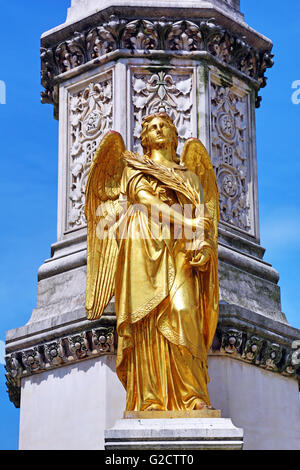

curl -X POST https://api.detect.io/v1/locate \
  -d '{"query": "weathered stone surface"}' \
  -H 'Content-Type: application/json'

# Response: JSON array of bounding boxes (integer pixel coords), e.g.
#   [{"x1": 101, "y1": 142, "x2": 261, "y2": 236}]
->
[
  {"x1": 105, "y1": 417, "x2": 244, "y2": 450},
  {"x1": 66, "y1": 0, "x2": 243, "y2": 25},
  {"x1": 219, "y1": 260, "x2": 284, "y2": 322}
]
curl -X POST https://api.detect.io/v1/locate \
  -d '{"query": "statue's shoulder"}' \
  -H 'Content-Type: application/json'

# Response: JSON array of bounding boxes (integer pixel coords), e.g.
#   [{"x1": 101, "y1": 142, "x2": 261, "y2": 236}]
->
[
  {"x1": 181, "y1": 168, "x2": 201, "y2": 187},
  {"x1": 122, "y1": 163, "x2": 140, "y2": 178},
  {"x1": 120, "y1": 162, "x2": 145, "y2": 194}
]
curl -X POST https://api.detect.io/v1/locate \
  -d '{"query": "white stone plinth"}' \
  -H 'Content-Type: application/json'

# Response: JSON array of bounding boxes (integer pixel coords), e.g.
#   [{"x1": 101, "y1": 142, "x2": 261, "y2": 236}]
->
[
  {"x1": 208, "y1": 356, "x2": 300, "y2": 450},
  {"x1": 19, "y1": 356, "x2": 126, "y2": 450},
  {"x1": 105, "y1": 418, "x2": 244, "y2": 450}
]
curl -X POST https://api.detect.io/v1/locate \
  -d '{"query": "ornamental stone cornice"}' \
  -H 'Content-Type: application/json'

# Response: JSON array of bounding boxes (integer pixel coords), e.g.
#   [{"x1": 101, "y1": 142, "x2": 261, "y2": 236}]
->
[
  {"x1": 5, "y1": 325, "x2": 115, "y2": 409},
  {"x1": 213, "y1": 304, "x2": 300, "y2": 379},
  {"x1": 5, "y1": 303, "x2": 300, "y2": 409},
  {"x1": 41, "y1": 9, "x2": 274, "y2": 116}
]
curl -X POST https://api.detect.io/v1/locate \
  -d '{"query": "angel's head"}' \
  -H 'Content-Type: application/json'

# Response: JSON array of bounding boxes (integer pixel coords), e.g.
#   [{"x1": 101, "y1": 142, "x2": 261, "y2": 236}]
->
[{"x1": 141, "y1": 113, "x2": 178, "y2": 162}]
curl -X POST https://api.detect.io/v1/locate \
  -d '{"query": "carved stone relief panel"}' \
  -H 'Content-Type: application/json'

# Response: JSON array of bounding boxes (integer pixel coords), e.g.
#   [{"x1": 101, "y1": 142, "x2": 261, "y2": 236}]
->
[
  {"x1": 66, "y1": 71, "x2": 113, "y2": 232},
  {"x1": 210, "y1": 72, "x2": 254, "y2": 235},
  {"x1": 130, "y1": 66, "x2": 196, "y2": 156}
]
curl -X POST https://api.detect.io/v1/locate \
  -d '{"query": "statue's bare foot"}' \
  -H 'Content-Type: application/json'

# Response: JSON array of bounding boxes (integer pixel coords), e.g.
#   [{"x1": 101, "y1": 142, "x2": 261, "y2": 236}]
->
[
  {"x1": 145, "y1": 404, "x2": 163, "y2": 411},
  {"x1": 193, "y1": 399, "x2": 207, "y2": 410}
]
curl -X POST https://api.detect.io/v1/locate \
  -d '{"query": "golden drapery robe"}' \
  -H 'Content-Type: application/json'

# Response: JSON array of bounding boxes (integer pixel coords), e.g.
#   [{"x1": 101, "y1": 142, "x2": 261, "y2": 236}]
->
[{"x1": 115, "y1": 162, "x2": 219, "y2": 411}]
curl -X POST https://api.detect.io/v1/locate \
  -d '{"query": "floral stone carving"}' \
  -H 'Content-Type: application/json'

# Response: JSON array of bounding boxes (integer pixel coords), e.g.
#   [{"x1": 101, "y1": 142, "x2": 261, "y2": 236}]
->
[
  {"x1": 41, "y1": 15, "x2": 274, "y2": 112},
  {"x1": 211, "y1": 82, "x2": 251, "y2": 233},
  {"x1": 68, "y1": 76, "x2": 113, "y2": 230},
  {"x1": 132, "y1": 69, "x2": 193, "y2": 155}
]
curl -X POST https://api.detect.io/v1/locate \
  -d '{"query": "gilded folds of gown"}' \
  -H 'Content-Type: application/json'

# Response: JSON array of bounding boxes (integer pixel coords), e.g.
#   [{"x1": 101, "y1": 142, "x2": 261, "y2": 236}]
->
[{"x1": 115, "y1": 164, "x2": 219, "y2": 411}]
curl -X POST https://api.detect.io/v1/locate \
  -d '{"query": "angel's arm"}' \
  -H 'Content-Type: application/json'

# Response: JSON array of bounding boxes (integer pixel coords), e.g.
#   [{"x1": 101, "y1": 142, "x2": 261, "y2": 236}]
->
[{"x1": 135, "y1": 189, "x2": 206, "y2": 231}]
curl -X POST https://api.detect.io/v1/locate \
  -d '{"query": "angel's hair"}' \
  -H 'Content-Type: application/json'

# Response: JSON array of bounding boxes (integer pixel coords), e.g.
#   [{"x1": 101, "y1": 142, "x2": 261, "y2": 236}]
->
[{"x1": 141, "y1": 113, "x2": 179, "y2": 162}]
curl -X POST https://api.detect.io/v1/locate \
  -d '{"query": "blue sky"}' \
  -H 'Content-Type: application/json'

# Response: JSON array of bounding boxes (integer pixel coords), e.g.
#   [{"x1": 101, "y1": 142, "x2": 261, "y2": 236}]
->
[{"x1": 0, "y1": 0, "x2": 299, "y2": 450}]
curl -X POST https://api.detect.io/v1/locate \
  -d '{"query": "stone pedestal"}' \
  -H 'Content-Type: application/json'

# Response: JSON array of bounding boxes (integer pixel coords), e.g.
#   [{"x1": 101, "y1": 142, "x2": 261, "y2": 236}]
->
[
  {"x1": 105, "y1": 418, "x2": 244, "y2": 450},
  {"x1": 5, "y1": 0, "x2": 300, "y2": 451},
  {"x1": 18, "y1": 355, "x2": 126, "y2": 450},
  {"x1": 10, "y1": 339, "x2": 300, "y2": 450}
]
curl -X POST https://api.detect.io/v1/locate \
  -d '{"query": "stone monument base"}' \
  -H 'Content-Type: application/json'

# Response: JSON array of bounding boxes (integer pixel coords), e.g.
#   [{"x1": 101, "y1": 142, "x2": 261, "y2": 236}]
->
[
  {"x1": 105, "y1": 417, "x2": 244, "y2": 450},
  {"x1": 124, "y1": 410, "x2": 221, "y2": 419}
]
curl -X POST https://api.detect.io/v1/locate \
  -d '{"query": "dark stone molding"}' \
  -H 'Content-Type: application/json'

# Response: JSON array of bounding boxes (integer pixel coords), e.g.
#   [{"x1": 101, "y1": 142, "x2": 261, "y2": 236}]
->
[
  {"x1": 41, "y1": 12, "x2": 274, "y2": 116},
  {"x1": 5, "y1": 325, "x2": 115, "y2": 408},
  {"x1": 5, "y1": 303, "x2": 299, "y2": 409},
  {"x1": 213, "y1": 303, "x2": 300, "y2": 380}
]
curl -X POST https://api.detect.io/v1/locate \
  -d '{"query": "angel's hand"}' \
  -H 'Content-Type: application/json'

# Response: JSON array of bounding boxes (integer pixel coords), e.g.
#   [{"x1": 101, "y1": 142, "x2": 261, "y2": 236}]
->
[{"x1": 190, "y1": 247, "x2": 211, "y2": 267}]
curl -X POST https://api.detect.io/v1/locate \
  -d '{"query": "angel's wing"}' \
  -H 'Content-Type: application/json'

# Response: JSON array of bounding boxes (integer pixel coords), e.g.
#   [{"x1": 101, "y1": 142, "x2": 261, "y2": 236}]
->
[
  {"x1": 181, "y1": 138, "x2": 219, "y2": 241},
  {"x1": 85, "y1": 131, "x2": 126, "y2": 320}
]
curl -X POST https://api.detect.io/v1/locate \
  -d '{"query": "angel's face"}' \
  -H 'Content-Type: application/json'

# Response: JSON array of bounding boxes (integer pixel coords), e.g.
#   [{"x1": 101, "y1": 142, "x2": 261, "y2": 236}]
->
[{"x1": 146, "y1": 117, "x2": 173, "y2": 150}]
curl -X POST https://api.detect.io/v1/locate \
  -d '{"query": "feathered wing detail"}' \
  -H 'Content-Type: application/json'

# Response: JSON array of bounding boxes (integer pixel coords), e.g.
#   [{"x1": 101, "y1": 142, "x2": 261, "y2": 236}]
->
[
  {"x1": 181, "y1": 138, "x2": 220, "y2": 351},
  {"x1": 181, "y1": 138, "x2": 219, "y2": 243},
  {"x1": 85, "y1": 131, "x2": 126, "y2": 320}
]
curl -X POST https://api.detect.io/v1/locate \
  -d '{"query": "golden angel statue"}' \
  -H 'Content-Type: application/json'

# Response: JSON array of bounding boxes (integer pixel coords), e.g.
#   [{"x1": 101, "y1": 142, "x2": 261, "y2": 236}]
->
[{"x1": 85, "y1": 113, "x2": 219, "y2": 412}]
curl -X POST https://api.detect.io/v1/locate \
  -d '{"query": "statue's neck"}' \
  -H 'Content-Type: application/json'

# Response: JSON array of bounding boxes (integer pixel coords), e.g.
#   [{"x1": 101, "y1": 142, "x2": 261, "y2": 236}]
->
[{"x1": 150, "y1": 148, "x2": 176, "y2": 168}]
